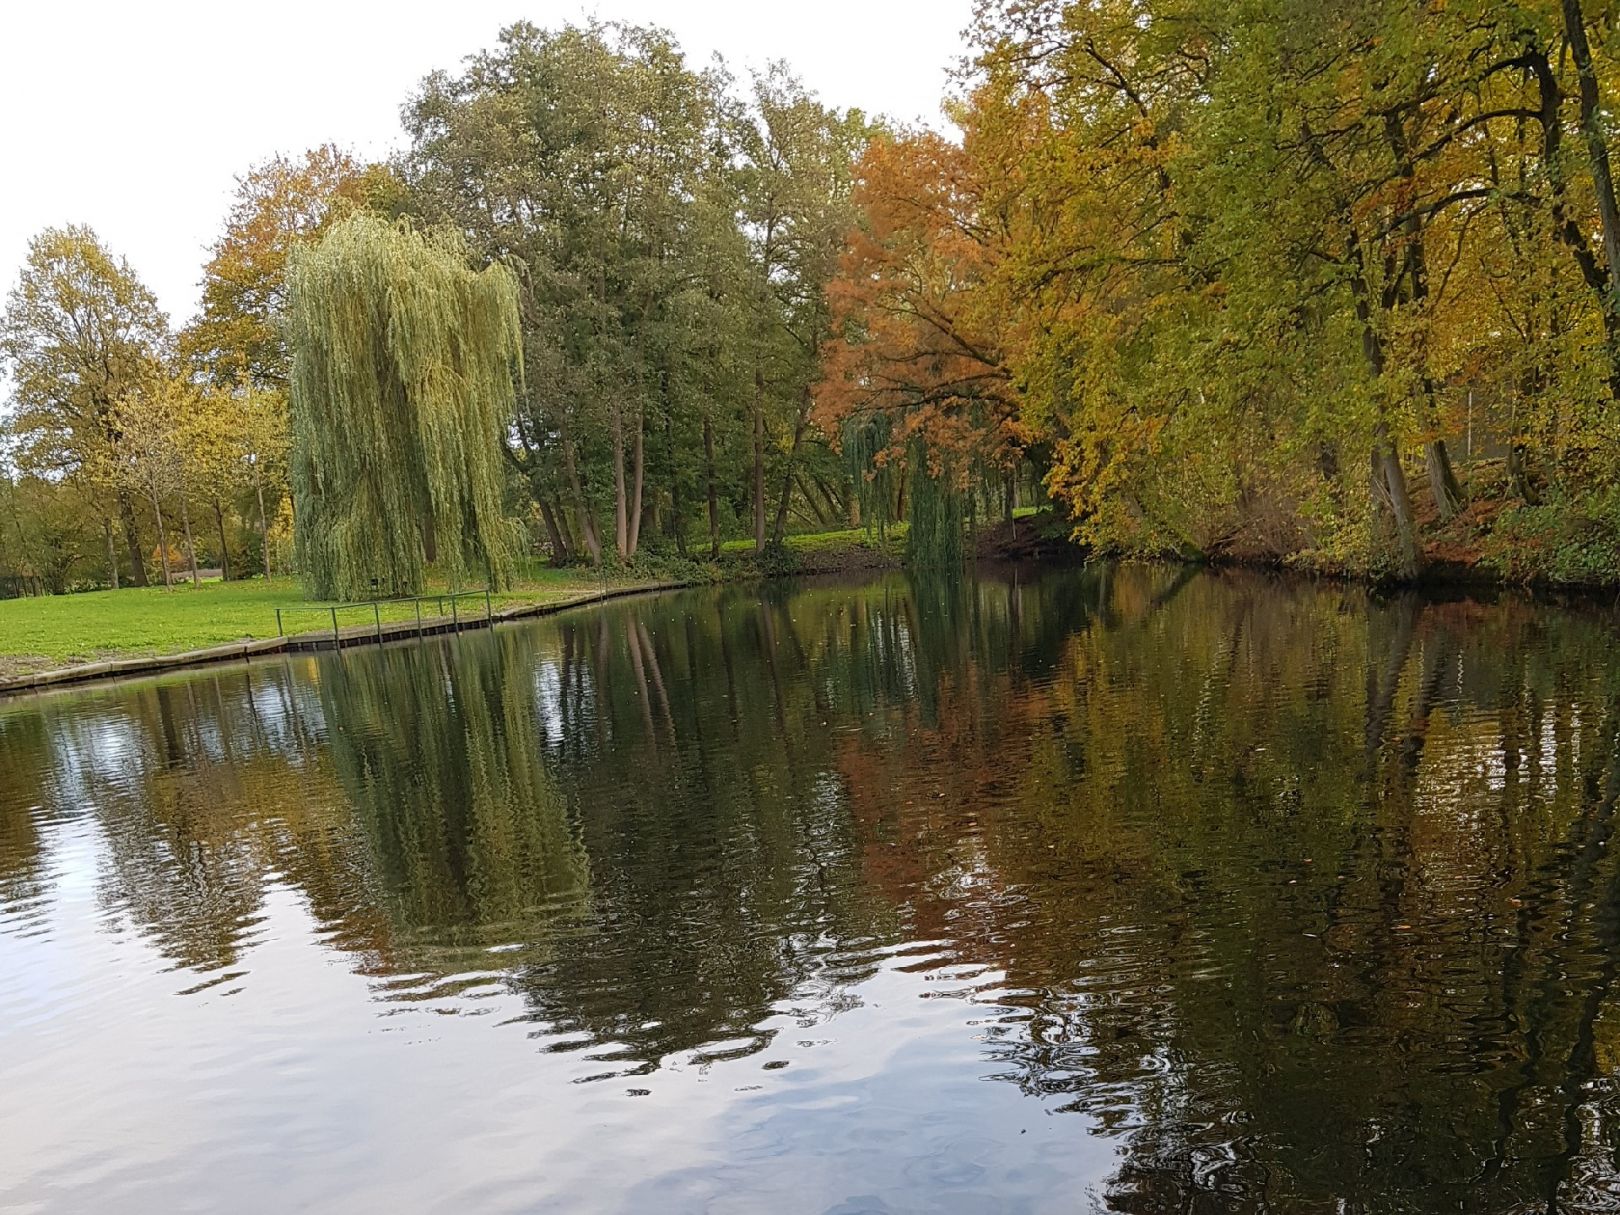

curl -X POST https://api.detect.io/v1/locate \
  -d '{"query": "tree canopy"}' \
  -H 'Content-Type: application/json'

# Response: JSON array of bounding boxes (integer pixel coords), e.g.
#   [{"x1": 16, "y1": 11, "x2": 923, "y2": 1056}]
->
[
  {"x1": 285, "y1": 213, "x2": 522, "y2": 599},
  {"x1": 13, "y1": 6, "x2": 1620, "y2": 596}
]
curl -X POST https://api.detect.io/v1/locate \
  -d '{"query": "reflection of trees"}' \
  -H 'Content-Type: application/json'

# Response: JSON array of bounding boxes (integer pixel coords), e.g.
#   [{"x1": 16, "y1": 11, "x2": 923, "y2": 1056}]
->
[
  {"x1": 512, "y1": 589, "x2": 900, "y2": 1070},
  {"x1": 12, "y1": 565, "x2": 1620, "y2": 1207},
  {"x1": 825, "y1": 566, "x2": 1620, "y2": 1212},
  {"x1": 0, "y1": 713, "x2": 54, "y2": 921},
  {"x1": 317, "y1": 632, "x2": 590, "y2": 960},
  {"x1": 0, "y1": 668, "x2": 353, "y2": 976}
]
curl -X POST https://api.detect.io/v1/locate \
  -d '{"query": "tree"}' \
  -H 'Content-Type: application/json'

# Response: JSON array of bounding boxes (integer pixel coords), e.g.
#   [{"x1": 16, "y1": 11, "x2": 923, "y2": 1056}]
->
[
  {"x1": 238, "y1": 388, "x2": 289, "y2": 580},
  {"x1": 285, "y1": 213, "x2": 521, "y2": 599},
  {"x1": 105, "y1": 378, "x2": 188, "y2": 589},
  {"x1": 406, "y1": 21, "x2": 737, "y2": 562},
  {"x1": 816, "y1": 126, "x2": 1021, "y2": 540},
  {"x1": 0, "y1": 225, "x2": 168, "y2": 586},
  {"x1": 182, "y1": 146, "x2": 395, "y2": 391},
  {"x1": 805, "y1": 0, "x2": 1620, "y2": 580},
  {"x1": 404, "y1": 23, "x2": 866, "y2": 563},
  {"x1": 734, "y1": 67, "x2": 867, "y2": 551}
]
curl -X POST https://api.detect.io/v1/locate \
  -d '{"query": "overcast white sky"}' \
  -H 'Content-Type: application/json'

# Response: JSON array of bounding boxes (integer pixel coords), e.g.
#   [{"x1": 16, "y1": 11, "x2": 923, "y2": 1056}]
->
[{"x1": 0, "y1": 0, "x2": 972, "y2": 330}]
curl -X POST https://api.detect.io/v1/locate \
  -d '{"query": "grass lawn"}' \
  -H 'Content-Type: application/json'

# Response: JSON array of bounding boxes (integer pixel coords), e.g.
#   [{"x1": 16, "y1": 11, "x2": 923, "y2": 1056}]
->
[
  {"x1": 0, "y1": 521, "x2": 955, "y2": 680},
  {"x1": 719, "y1": 522, "x2": 908, "y2": 556},
  {"x1": 0, "y1": 569, "x2": 645, "y2": 678}
]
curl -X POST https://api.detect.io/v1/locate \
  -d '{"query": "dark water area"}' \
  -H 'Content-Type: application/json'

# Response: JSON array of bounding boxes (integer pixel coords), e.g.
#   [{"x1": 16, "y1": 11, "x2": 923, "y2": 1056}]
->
[{"x1": 5, "y1": 565, "x2": 1620, "y2": 1213}]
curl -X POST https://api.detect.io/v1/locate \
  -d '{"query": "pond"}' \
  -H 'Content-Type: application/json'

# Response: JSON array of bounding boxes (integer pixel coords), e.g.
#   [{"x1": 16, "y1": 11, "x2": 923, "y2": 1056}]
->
[{"x1": 3, "y1": 564, "x2": 1620, "y2": 1213}]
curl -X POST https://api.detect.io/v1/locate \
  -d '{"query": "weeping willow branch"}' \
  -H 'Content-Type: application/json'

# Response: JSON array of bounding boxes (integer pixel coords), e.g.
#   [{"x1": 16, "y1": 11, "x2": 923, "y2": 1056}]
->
[
  {"x1": 906, "y1": 439, "x2": 965, "y2": 568},
  {"x1": 286, "y1": 214, "x2": 522, "y2": 600}
]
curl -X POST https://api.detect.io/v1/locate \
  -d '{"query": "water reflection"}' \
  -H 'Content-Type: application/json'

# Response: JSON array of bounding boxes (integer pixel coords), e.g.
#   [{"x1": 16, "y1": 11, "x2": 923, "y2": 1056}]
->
[{"x1": 5, "y1": 566, "x2": 1620, "y2": 1212}]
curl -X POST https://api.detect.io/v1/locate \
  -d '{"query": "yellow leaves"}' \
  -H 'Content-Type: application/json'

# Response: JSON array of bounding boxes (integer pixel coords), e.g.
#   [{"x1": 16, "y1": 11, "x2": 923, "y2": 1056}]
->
[{"x1": 183, "y1": 145, "x2": 390, "y2": 391}]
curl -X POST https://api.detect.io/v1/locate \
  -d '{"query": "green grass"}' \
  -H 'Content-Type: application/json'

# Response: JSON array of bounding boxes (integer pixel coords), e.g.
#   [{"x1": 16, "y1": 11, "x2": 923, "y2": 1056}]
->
[
  {"x1": 0, "y1": 521, "x2": 952, "y2": 680},
  {"x1": 719, "y1": 522, "x2": 909, "y2": 555},
  {"x1": 0, "y1": 569, "x2": 644, "y2": 678}
]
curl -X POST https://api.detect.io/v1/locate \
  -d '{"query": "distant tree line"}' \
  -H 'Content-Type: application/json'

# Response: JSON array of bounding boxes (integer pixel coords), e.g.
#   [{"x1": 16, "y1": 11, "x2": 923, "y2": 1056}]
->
[
  {"x1": 0, "y1": 23, "x2": 905, "y2": 597},
  {"x1": 11, "y1": 3, "x2": 1620, "y2": 594}
]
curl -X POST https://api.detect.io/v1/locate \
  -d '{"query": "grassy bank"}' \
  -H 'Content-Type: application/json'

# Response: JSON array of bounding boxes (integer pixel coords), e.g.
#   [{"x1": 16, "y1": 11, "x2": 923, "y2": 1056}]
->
[
  {"x1": 0, "y1": 570, "x2": 651, "y2": 680},
  {"x1": 0, "y1": 526, "x2": 918, "y2": 680}
]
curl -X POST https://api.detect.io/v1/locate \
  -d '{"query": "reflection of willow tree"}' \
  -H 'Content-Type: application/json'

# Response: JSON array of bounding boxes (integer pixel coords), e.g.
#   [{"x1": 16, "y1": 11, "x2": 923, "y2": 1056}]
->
[
  {"x1": 512, "y1": 587, "x2": 903, "y2": 1070},
  {"x1": 826, "y1": 565, "x2": 1620, "y2": 1212},
  {"x1": 316, "y1": 632, "x2": 591, "y2": 958},
  {"x1": 501, "y1": 571, "x2": 1101, "y2": 1071}
]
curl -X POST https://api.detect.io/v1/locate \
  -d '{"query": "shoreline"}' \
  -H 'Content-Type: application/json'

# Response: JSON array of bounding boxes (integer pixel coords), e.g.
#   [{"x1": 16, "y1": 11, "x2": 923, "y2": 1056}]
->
[
  {"x1": 10, "y1": 521, "x2": 1619, "y2": 700},
  {"x1": 1166, "y1": 549, "x2": 1620, "y2": 606},
  {"x1": 0, "y1": 579, "x2": 691, "y2": 700}
]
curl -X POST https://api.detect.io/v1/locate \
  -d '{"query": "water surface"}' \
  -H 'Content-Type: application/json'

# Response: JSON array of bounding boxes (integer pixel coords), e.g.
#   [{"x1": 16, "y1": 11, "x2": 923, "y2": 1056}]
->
[{"x1": 4, "y1": 565, "x2": 1620, "y2": 1213}]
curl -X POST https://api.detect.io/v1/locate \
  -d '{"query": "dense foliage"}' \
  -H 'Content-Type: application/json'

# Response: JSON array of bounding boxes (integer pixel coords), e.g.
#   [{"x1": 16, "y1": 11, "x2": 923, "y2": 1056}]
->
[
  {"x1": 10, "y1": 4, "x2": 1620, "y2": 595},
  {"x1": 286, "y1": 214, "x2": 521, "y2": 598},
  {"x1": 820, "y1": 0, "x2": 1620, "y2": 582}
]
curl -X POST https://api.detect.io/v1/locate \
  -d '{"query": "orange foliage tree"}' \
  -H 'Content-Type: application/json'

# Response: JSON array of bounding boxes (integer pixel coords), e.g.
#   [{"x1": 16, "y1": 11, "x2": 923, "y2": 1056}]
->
[{"x1": 815, "y1": 122, "x2": 1024, "y2": 520}]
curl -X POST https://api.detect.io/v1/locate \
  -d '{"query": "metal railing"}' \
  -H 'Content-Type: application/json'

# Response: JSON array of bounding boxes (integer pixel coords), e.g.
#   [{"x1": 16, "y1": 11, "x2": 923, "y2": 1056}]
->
[{"x1": 275, "y1": 589, "x2": 495, "y2": 645}]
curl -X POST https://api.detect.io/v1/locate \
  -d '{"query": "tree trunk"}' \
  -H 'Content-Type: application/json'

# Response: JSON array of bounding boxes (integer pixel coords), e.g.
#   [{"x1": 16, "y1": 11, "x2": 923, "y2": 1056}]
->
[
  {"x1": 212, "y1": 498, "x2": 230, "y2": 582},
  {"x1": 254, "y1": 462, "x2": 272, "y2": 581},
  {"x1": 770, "y1": 388, "x2": 812, "y2": 547},
  {"x1": 1347, "y1": 227, "x2": 1422, "y2": 580},
  {"x1": 421, "y1": 511, "x2": 438, "y2": 566},
  {"x1": 148, "y1": 478, "x2": 173, "y2": 590},
  {"x1": 118, "y1": 488, "x2": 148, "y2": 587},
  {"x1": 1004, "y1": 472, "x2": 1016, "y2": 524},
  {"x1": 560, "y1": 423, "x2": 601, "y2": 564},
  {"x1": 1372, "y1": 441, "x2": 1421, "y2": 580},
  {"x1": 1424, "y1": 440, "x2": 1465, "y2": 523},
  {"x1": 1508, "y1": 443, "x2": 1540, "y2": 505},
  {"x1": 810, "y1": 472, "x2": 845, "y2": 525},
  {"x1": 1564, "y1": 0, "x2": 1620, "y2": 310},
  {"x1": 664, "y1": 386, "x2": 687, "y2": 559},
  {"x1": 704, "y1": 414, "x2": 720, "y2": 560},
  {"x1": 752, "y1": 369, "x2": 767, "y2": 554},
  {"x1": 612, "y1": 403, "x2": 629, "y2": 561},
  {"x1": 180, "y1": 495, "x2": 200, "y2": 585},
  {"x1": 798, "y1": 475, "x2": 830, "y2": 527},
  {"x1": 627, "y1": 406, "x2": 646, "y2": 559},
  {"x1": 538, "y1": 497, "x2": 570, "y2": 566},
  {"x1": 104, "y1": 516, "x2": 120, "y2": 590},
  {"x1": 1525, "y1": 43, "x2": 1620, "y2": 401}
]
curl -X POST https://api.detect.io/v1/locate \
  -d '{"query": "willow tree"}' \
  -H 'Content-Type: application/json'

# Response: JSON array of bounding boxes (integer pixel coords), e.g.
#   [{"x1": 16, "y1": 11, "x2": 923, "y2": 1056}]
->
[{"x1": 286, "y1": 214, "x2": 520, "y2": 599}]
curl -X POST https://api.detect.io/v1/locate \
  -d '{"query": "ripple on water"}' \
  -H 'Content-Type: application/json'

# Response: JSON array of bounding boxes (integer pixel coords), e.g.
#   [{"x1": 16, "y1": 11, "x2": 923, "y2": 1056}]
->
[{"x1": 6, "y1": 568, "x2": 1620, "y2": 1213}]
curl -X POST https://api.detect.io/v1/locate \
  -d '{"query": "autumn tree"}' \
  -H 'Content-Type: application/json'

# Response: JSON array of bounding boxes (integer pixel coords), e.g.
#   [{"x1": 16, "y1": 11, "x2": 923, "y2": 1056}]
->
[
  {"x1": 0, "y1": 225, "x2": 168, "y2": 586},
  {"x1": 816, "y1": 125, "x2": 1021, "y2": 541},
  {"x1": 104, "y1": 377, "x2": 188, "y2": 588},
  {"x1": 183, "y1": 145, "x2": 396, "y2": 391},
  {"x1": 810, "y1": 0, "x2": 1620, "y2": 580}
]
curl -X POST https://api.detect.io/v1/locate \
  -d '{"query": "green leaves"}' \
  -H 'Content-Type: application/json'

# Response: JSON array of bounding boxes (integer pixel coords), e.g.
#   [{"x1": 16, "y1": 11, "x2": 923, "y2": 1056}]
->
[{"x1": 286, "y1": 215, "x2": 522, "y2": 599}]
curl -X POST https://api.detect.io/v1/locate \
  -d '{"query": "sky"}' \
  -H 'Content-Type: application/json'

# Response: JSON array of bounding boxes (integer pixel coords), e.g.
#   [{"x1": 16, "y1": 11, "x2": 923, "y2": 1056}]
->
[{"x1": 0, "y1": 0, "x2": 973, "y2": 331}]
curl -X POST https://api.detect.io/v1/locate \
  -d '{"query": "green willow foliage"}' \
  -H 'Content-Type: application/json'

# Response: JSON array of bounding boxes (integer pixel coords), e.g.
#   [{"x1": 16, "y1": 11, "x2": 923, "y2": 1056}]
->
[
  {"x1": 905, "y1": 448, "x2": 966, "y2": 568},
  {"x1": 286, "y1": 214, "x2": 521, "y2": 599}
]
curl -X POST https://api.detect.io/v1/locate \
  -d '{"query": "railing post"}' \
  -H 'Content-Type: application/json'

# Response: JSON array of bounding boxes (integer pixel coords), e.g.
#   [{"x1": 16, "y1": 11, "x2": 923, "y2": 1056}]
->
[
  {"x1": 486, "y1": 588, "x2": 492, "y2": 623},
  {"x1": 331, "y1": 606, "x2": 339, "y2": 647},
  {"x1": 452, "y1": 595, "x2": 459, "y2": 627},
  {"x1": 275, "y1": 609, "x2": 283, "y2": 638},
  {"x1": 415, "y1": 598, "x2": 423, "y2": 637},
  {"x1": 374, "y1": 602, "x2": 382, "y2": 642}
]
